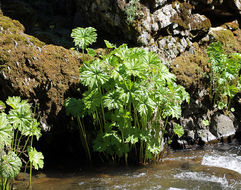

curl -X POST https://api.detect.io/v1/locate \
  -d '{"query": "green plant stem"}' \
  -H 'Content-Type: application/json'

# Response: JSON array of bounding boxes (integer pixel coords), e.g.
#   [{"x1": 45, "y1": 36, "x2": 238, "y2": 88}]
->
[
  {"x1": 18, "y1": 136, "x2": 30, "y2": 157},
  {"x1": 95, "y1": 111, "x2": 103, "y2": 132},
  {"x1": 24, "y1": 161, "x2": 30, "y2": 173},
  {"x1": 77, "y1": 116, "x2": 91, "y2": 162},
  {"x1": 164, "y1": 116, "x2": 169, "y2": 129},
  {"x1": 13, "y1": 130, "x2": 19, "y2": 151},
  {"x1": 210, "y1": 66, "x2": 213, "y2": 102},
  {"x1": 227, "y1": 95, "x2": 233, "y2": 111},
  {"x1": 82, "y1": 46, "x2": 85, "y2": 64},
  {"x1": 29, "y1": 135, "x2": 34, "y2": 190},
  {"x1": 139, "y1": 140, "x2": 143, "y2": 163},
  {"x1": 99, "y1": 88, "x2": 106, "y2": 126},
  {"x1": 16, "y1": 134, "x2": 23, "y2": 151}
]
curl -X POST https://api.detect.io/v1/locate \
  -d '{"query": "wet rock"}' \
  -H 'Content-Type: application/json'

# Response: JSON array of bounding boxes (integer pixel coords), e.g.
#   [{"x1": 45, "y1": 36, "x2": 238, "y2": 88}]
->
[
  {"x1": 211, "y1": 114, "x2": 236, "y2": 138},
  {"x1": 198, "y1": 129, "x2": 217, "y2": 143}
]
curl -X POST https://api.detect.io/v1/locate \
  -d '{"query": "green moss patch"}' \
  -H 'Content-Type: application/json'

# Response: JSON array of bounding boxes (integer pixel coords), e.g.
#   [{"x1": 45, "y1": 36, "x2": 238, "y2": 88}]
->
[{"x1": 171, "y1": 43, "x2": 209, "y2": 92}]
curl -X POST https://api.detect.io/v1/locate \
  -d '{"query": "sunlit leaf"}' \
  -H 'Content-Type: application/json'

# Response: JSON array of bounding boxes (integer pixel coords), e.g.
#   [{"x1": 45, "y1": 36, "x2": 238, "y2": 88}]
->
[
  {"x1": 71, "y1": 27, "x2": 97, "y2": 49},
  {"x1": 80, "y1": 62, "x2": 109, "y2": 89},
  {"x1": 0, "y1": 151, "x2": 22, "y2": 179},
  {"x1": 8, "y1": 106, "x2": 32, "y2": 131},
  {"x1": 0, "y1": 113, "x2": 13, "y2": 149},
  {"x1": 22, "y1": 119, "x2": 42, "y2": 140},
  {"x1": 86, "y1": 48, "x2": 97, "y2": 57},
  {"x1": 173, "y1": 123, "x2": 184, "y2": 138},
  {"x1": 104, "y1": 40, "x2": 116, "y2": 49},
  {"x1": 6, "y1": 96, "x2": 21, "y2": 110},
  {"x1": 28, "y1": 147, "x2": 44, "y2": 170},
  {"x1": 202, "y1": 120, "x2": 210, "y2": 127},
  {"x1": 103, "y1": 90, "x2": 123, "y2": 110},
  {"x1": 0, "y1": 100, "x2": 6, "y2": 111}
]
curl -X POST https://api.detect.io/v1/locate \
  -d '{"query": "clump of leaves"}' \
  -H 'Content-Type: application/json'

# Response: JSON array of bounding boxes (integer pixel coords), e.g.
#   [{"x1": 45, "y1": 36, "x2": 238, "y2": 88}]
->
[
  {"x1": 125, "y1": 0, "x2": 142, "y2": 24},
  {"x1": 71, "y1": 27, "x2": 97, "y2": 63},
  {"x1": 66, "y1": 41, "x2": 189, "y2": 164},
  {"x1": 0, "y1": 97, "x2": 44, "y2": 190},
  {"x1": 208, "y1": 42, "x2": 241, "y2": 110}
]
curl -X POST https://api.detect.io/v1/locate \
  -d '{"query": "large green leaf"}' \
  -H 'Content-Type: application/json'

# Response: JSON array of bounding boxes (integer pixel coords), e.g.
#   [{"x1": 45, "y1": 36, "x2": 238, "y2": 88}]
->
[
  {"x1": 28, "y1": 147, "x2": 44, "y2": 170},
  {"x1": 103, "y1": 90, "x2": 123, "y2": 110},
  {"x1": 8, "y1": 106, "x2": 32, "y2": 132},
  {"x1": 6, "y1": 96, "x2": 21, "y2": 109},
  {"x1": 0, "y1": 151, "x2": 22, "y2": 179},
  {"x1": 173, "y1": 123, "x2": 184, "y2": 138},
  {"x1": 6, "y1": 96, "x2": 31, "y2": 111},
  {"x1": 64, "y1": 98, "x2": 85, "y2": 118},
  {"x1": 71, "y1": 27, "x2": 97, "y2": 49},
  {"x1": 0, "y1": 113, "x2": 13, "y2": 149},
  {"x1": 80, "y1": 62, "x2": 109, "y2": 89},
  {"x1": 82, "y1": 88, "x2": 102, "y2": 114},
  {"x1": 22, "y1": 119, "x2": 42, "y2": 140}
]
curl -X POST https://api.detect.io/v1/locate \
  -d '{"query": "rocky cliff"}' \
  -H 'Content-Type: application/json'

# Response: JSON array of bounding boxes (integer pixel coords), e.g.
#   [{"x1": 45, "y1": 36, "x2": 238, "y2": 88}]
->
[{"x1": 1, "y1": 0, "x2": 241, "y2": 149}]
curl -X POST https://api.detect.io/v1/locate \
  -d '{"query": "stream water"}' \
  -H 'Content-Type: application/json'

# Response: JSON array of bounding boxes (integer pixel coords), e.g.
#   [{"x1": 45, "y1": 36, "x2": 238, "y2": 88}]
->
[{"x1": 16, "y1": 142, "x2": 241, "y2": 190}]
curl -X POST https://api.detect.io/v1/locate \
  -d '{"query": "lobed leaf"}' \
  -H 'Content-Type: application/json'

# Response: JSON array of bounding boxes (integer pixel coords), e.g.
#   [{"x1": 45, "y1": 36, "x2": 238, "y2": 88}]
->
[
  {"x1": 71, "y1": 27, "x2": 97, "y2": 49},
  {"x1": 28, "y1": 147, "x2": 44, "y2": 170},
  {"x1": 0, "y1": 113, "x2": 13, "y2": 150},
  {"x1": 0, "y1": 151, "x2": 22, "y2": 179}
]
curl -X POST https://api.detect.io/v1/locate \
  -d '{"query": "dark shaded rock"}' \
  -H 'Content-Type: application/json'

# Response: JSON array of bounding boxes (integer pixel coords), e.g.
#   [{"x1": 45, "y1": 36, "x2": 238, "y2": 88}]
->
[{"x1": 1, "y1": 0, "x2": 74, "y2": 48}]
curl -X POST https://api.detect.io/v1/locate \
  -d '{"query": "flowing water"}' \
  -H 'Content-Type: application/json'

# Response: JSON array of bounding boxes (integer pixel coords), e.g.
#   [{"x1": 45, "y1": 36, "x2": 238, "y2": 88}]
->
[{"x1": 16, "y1": 143, "x2": 241, "y2": 190}]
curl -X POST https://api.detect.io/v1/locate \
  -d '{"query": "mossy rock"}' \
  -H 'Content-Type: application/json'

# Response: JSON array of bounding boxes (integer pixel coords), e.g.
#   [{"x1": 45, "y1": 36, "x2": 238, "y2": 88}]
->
[
  {"x1": 0, "y1": 14, "x2": 81, "y2": 125},
  {"x1": 209, "y1": 28, "x2": 241, "y2": 54},
  {"x1": 171, "y1": 1, "x2": 211, "y2": 33},
  {"x1": 171, "y1": 43, "x2": 209, "y2": 93},
  {"x1": 0, "y1": 15, "x2": 24, "y2": 33}
]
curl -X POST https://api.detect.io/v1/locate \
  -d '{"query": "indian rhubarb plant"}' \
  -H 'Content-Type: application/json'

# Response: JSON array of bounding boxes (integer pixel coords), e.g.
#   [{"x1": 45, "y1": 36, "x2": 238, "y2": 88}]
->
[
  {"x1": 0, "y1": 97, "x2": 44, "y2": 190},
  {"x1": 65, "y1": 39, "x2": 189, "y2": 164},
  {"x1": 208, "y1": 42, "x2": 241, "y2": 110},
  {"x1": 71, "y1": 27, "x2": 97, "y2": 63}
]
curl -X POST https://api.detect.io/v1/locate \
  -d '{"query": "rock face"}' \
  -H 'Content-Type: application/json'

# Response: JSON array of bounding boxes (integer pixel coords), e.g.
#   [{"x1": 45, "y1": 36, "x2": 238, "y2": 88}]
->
[
  {"x1": 0, "y1": 12, "x2": 81, "y2": 128},
  {"x1": 1, "y1": 0, "x2": 241, "y2": 145},
  {"x1": 1, "y1": 0, "x2": 212, "y2": 62}
]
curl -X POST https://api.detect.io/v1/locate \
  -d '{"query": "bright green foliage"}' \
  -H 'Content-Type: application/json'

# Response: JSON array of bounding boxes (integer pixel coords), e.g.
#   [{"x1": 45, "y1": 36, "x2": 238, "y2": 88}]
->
[
  {"x1": 28, "y1": 147, "x2": 44, "y2": 170},
  {"x1": 0, "y1": 151, "x2": 21, "y2": 179},
  {"x1": 0, "y1": 113, "x2": 13, "y2": 150},
  {"x1": 0, "y1": 101, "x2": 6, "y2": 111},
  {"x1": 86, "y1": 48, "x2": 97, "y2": 57},
  {"x1": 0, "y1": 96, "x2": 43, "y2": 190},
  {"x1": 66, "y1": 43, "x2": 189, "y2": 164},
  {"x1": 71, "y1": 27, "x2": 97, "y2": 64},
  {"x1": 208, "y1": 42, "x2": 241, "y2": 110},
  {"x1": 71, "y1": 27, "x2": 97, "y2": 50},
  {"x1": 0, "y1": 151, "x2": 22, "y2": 179},
  {"x1": 104, "y1": 40, "x2": 116, "y2": 49},
  {"x1": 173, "y1": 124, "x2": 184, "y2": 138}
]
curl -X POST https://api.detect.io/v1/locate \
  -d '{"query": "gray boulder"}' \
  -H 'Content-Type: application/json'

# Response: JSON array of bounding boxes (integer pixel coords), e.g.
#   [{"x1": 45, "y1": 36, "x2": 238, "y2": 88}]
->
[{"x1": 211, "y1": 114, "x2": 236, "y2": 138}]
